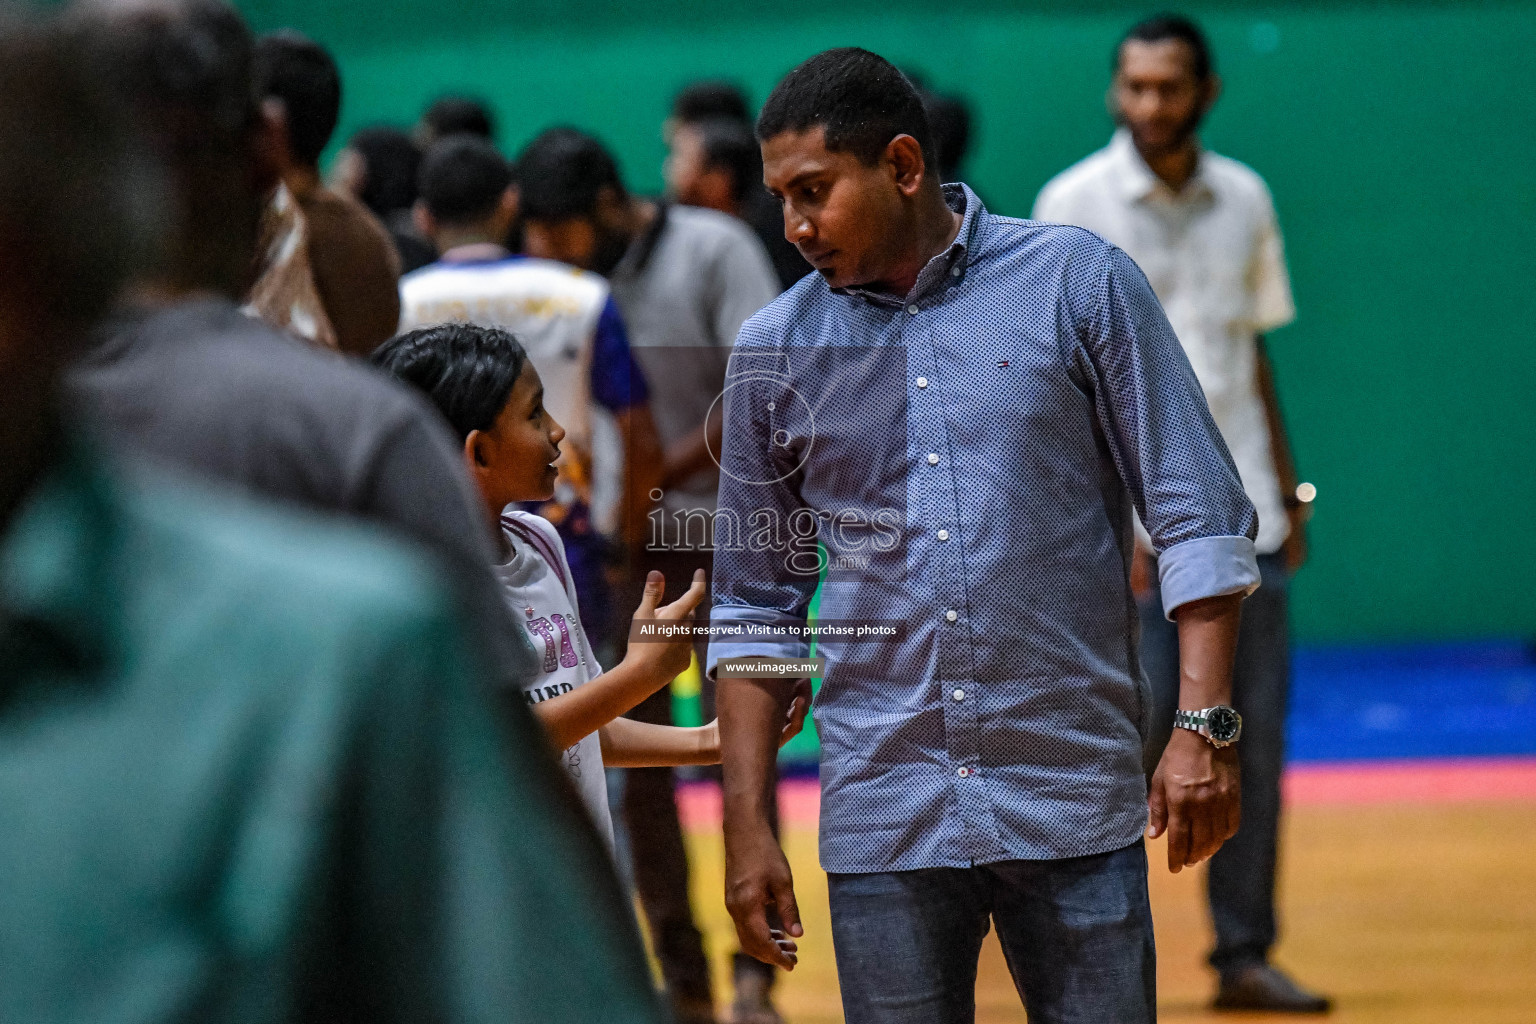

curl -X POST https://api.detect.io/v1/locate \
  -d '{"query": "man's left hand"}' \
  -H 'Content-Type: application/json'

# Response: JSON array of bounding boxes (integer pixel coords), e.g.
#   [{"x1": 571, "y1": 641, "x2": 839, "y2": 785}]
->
[{"x1": 1147, "y1": 728, "x2": 1241, "y2": 872}]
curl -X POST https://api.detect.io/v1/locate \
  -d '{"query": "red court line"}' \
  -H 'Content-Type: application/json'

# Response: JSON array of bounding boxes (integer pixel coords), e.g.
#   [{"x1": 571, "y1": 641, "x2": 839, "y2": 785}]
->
[
  {"x1": 677, "y1": 758, "x2": 1536, "y2": 832},
  {"x1": 1282, "y1": 757, "x2": 1536, "y2": 805}
]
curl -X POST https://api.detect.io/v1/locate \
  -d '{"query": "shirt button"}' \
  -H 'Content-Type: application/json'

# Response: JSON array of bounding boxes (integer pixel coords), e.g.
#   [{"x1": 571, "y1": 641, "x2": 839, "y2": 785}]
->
[
  {"x1": 907, "y1": 304, "x2": 920, "y2": 315},
  {"x1": 952, "y1": 688, "x2": 966, "y2": 701},
  {"x1": 915, "y1": 376, "x2": 928, "y2": 389},
  {"x1": 945, "y1": 610, "x2": 958, "y2": 623},
  {"x1": 957, "y1": 766, "x2": 971, "y2": 778},
  {"x1": 927, "y1": 453, "x2": 939, "y2": 465},
  {"x1": 950, "y1": 265, "x2": 962, "y2": 277},
  {"x1": 937, "y1": 529, "x2": 950, "y2": 541}
]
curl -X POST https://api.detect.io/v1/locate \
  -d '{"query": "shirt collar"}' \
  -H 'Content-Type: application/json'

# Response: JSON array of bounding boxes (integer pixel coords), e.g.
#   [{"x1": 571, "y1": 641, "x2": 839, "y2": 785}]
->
[
  {"x1": 0, "y1": 439, "x2": 114, "y2": 674},
  {"x1": 438, "y1": 242, "x2": 514, "y2": 265},
  {"x1": 834, "y1": 182, "x2": 985, "y2": 308},
  {"x1": 1107, "y1": 127, "x2": 1213, "y2": 203}
]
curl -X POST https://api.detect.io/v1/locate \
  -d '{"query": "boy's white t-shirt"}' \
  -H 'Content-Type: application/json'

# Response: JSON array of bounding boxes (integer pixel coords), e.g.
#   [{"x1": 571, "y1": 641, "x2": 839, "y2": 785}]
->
[{"x1": 495, "y1": 509, "x2": 613, "y2": 849}]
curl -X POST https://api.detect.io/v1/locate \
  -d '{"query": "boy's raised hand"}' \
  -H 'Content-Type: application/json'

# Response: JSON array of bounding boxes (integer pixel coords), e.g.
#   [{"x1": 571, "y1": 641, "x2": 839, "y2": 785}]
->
[{"x1": 624, "y1": 568, "x2": 708, "y2": 691}]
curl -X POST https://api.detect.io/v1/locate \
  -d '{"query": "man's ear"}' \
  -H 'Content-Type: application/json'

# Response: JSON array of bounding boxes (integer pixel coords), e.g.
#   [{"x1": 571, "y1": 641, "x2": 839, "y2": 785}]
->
[
  {"x1": 595, "y1": 184, "x2": 628, "y2": 229},
  {"x1": 250, "y1": 97, "x2": 287, "y2": 193},
  {"x1": 491, "y1": 185, "x2": 520, "y2": 235},
  {"x1": 413, "y1": 199, "x2": 437, "y2": 242},
  {"x1": 1200, "y1": 73, "x2": 1224, "y2": 116},
  {"x1": 885, "y1": 134, "x2": 928, "y2": 197}
]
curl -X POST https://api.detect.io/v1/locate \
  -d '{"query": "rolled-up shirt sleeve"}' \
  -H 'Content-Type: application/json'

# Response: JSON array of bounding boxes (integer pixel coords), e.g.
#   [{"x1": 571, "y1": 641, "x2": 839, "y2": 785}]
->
[
  {"x1": 1069, "y1": 243, "x2": 1260, "y2": 618},
  {"x1": 705, "y1": 333, "x2": 819, "y2": 678}
]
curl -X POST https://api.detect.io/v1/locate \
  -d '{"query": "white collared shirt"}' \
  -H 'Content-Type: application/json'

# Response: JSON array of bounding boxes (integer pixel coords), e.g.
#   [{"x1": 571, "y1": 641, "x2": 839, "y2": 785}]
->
[{"x1": 1034, "y1": 129, "x2": 1296, "y2": 553}]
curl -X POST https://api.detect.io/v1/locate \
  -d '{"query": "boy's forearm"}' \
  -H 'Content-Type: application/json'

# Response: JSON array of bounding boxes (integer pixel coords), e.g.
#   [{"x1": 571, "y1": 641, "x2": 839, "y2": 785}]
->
[
  {"x1": 599, "y1": 717, "x2": 716, "y2": 767},
  {"x1": 532, "y1": 661, "x2": 665, "y2": 750},
  {"x1": 719, "y1": 675, "x2": 792, "y2": 830}
]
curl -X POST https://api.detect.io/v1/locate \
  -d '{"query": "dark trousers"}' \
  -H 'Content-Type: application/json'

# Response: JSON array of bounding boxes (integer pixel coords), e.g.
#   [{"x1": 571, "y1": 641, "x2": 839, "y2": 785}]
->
[
  {"x1": 617, "y1": 549, "x2": 779, "y2": 1016},
  {"x1": 827, "y1": 842, "x2": 1156, "y2": 1024},
  {"x1": 1139, "y1": 553, "x2": 1290, "y2": 974}
]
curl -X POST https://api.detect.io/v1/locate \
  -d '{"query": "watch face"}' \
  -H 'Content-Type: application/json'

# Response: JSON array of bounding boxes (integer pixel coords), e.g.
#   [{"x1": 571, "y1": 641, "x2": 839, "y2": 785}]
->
[{"x1": 1207, "y1": 705, "x2": 1242, "y2": 743}]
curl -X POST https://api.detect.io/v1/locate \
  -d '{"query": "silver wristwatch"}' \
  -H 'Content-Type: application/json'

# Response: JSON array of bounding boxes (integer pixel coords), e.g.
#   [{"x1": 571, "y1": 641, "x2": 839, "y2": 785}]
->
[{"x1": 1173, "y1": 705, "x2": 1243, "y2": 748}]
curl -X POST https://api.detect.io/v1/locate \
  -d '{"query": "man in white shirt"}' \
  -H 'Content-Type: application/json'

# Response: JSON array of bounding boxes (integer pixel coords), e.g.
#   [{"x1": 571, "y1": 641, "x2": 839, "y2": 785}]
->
[{"x1": 1034, "y1": 15, "x2": 1327, "y2": 1015}]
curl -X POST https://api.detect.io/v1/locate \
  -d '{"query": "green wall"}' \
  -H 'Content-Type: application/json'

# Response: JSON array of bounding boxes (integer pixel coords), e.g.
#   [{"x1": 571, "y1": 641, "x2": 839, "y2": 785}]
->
[{"x1": 239, "y1": 0, "x2": 1536, "y2": 645}]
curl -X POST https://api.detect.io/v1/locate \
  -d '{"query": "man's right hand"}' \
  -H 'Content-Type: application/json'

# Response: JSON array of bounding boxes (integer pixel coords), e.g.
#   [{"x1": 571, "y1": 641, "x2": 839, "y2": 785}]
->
[{"x1": 724, "y1": 822, "x2": 802, "y2": 970}]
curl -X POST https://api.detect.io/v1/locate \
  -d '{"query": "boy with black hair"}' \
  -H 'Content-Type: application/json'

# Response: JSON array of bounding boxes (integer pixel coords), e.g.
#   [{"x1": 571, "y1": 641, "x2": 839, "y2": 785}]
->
[
  {"x1": 713, "y1": 45, "x2": 1262, "y2": 1024},
  {"x1": 519, "y1": 125, "x2": 784, "y2": 1024},
  {"x1": 371, "y1": 323, "x2": 807, "y2": 848},
  {"x1": 400, "y1": 133, "x2": 663, "y2": 651},
  {"x1": 253, "y1": 29, "x2": 400, "y2": 355}
]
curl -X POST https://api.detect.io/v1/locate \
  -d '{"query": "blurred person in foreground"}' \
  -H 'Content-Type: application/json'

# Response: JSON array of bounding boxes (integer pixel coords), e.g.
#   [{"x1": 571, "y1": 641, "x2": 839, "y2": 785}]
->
[
  {"x1": 520, "y1": 126, "x2": 783, "y2": 1024},
  {"x1": 1034, "y1": 14, "x2": 1324, "y2": 1013},
  {"x1": 665, "y1": 82, "x2": 806, "y2": 291},
  {"x1": 0, "y1": 14, "x2": 666, "y2": 1024},
  {"x1": 330, "y1": 125, "x2": 437, "y2": 272},
  {"x1": 713, "y1": 48, "x2": 1258, "y2": 1024},
  {"x1": 66, "y1": 0, "x2": 534, "y2": 695},
  {"x1": 400, "y1": 134, "x2": 663, "y2": 650},
  {"x1": 252, "y1": 29, "x2": 401, "y2": 355}
]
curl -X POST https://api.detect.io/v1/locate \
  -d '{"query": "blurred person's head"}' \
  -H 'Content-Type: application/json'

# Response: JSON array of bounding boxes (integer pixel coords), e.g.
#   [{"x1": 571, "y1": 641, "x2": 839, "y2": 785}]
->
[
  {"x1": 330, "y1": 126, "x2": 421, "y2": 217},
  {"x1": 665, "y1": 116, "x2": 759, "y2": 214},
  {"x1": 1111, "y1": 14, "x2": 1219, "y2": 159},
  {"x1": 920, "y1": 89, "x2": 972, "y2": 183},
  {"x1": 252, "y1": 29, "x2": 340, "y2": 175},
  {"x1": 516, "y1": 128, "x2": 632, "y2": 275},
  {"x1": 372, "y1": 324, "x2": 563, "y2": 519},
  {"x1": 414, "y1": 134, "x2": 515, "y2": 250},
  {"x1": 417, "y1": 95, "x2": 494, "y2": 147},
  {"x1": 69, "y1": 0, "x2": 274, "y2": 301},
  {"x1": 0, "y1": 14, "x2": 154, "y2": 505},
  {"x1": 755, "y1": 47, "x2": 940, "y2": 292},
  {"x1": 664, "y1": 79, "x2": 750, "y2": 142}
]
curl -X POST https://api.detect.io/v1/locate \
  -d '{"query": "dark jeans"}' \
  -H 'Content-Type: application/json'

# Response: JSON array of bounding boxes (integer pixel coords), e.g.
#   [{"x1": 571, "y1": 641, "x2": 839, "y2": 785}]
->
[
  {"x1": 828, "y1": 842, "x2": 1156, "y2": 1024},
  {"x1": 1139, "y1": 552, "x2": 1290, "y2": 975},
  {"x1": 617, "y1": 548, "x2": 779, "y2": 1015}
]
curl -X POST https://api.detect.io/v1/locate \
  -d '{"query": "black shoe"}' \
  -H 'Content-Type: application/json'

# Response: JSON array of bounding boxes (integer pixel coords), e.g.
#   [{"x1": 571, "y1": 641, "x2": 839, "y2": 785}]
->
[{"x1": 1214, "y1": 964, "x2": 1333, "y2": 1013}]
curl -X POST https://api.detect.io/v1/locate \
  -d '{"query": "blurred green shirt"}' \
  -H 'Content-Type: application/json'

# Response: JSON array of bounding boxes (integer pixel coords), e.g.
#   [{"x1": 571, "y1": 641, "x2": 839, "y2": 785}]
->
[{"x1": 0, "y1": 443, "x2": 665, "y2": 1024}]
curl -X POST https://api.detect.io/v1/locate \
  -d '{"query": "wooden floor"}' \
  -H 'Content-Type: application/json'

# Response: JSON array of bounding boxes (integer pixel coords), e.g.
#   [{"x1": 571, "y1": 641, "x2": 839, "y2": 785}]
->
[{"x1": 677, "y1": 798, "x2": 1536, "y2": 1023}]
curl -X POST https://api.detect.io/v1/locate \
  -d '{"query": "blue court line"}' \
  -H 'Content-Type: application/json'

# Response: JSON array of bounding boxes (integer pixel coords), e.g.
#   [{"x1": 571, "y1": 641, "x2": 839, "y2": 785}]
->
[{"x1": 1287, "y1": 640, "x2": 1536, "y2": 762}]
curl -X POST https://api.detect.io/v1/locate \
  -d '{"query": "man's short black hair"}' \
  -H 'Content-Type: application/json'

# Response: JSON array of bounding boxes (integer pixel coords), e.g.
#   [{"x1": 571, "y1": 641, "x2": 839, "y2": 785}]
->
[
  {"x1": 756, "y1": 47, "x2": 933, "y2": 167},
  {"x1": 515, "y1": 128, "x2": 625, "y2": 222},
  {"x1": 1117, "y1": 14, "x2": 1214, "y2": 81},
  {"x1": 347, "y1": 126, "x2": 420, "y2": 217},
  {"x1": 253, "y1": 30, "x2": 341, "y2": 168},
  {"x1": 371, "y1": 323, "x2": 528, "y2": 441},
  {"x1": 70, "y1": 0, "x2": 264, "y2": 296},
  {"x1": 671, "y1": 80, "x2": 750, "y2": 126},
  {"x1": 419, "y1": 134, "x2": 511, "y2": 227},
  {"x1": 691, "y1": 117, "x2": 760, "y2": 203},
  {"x1": 421, "y1": 95, "x2": 495, "y2": 143}
]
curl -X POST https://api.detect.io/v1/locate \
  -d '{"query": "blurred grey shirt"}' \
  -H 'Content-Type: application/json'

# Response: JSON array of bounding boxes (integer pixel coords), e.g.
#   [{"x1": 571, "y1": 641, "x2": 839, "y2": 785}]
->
[
  {"x1": 69, "y1": 296, "x2": 537, "y2": 686},
  {"x1": 607, "y1": 203, "x2": 779, "y2": 520}
]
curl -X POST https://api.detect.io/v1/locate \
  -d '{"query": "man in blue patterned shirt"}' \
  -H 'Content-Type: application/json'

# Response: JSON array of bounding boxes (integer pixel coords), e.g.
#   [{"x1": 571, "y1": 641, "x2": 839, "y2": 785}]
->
[{"x1": 707, "y1": 49, "x2": 1260, "y2": 1024}]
